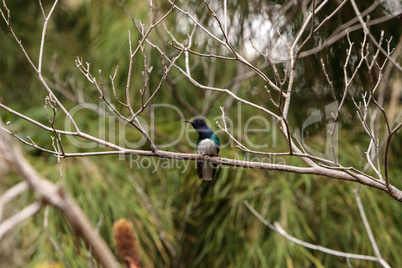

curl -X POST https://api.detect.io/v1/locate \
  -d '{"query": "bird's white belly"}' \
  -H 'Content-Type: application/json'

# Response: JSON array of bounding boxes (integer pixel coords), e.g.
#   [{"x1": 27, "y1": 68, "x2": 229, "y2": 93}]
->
[{"x1": 197, "y1": 139, "x2": 217, "y2": 156}]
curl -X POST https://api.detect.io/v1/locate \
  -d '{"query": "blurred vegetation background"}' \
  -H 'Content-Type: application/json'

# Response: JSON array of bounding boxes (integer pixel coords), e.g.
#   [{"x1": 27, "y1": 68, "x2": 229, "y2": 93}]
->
[{"x1": 0, "y1": 0, "x2": 401, "y2": 267}]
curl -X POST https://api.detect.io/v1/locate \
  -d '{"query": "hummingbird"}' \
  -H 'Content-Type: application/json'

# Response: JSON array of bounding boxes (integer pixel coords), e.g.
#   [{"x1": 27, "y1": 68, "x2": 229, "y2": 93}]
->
[{"x1": 184, "y1": 119, "x2": 220, "y2": 182}]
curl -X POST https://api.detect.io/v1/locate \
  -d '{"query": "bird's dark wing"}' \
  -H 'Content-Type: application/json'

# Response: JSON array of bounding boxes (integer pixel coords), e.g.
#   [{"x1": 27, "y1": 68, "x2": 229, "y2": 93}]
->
[
  {"x1": 196, "y1": 160, "x2": 203, "y2": 179},
  {"x1": 211, "y1": 163, "x2": 217, "y2": 179}
]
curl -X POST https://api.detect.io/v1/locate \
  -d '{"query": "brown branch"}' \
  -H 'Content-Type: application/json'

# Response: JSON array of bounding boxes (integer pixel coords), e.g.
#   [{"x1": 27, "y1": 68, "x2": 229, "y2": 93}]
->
[
  {"x1": 16, "y1": 147, "x2": 398, "y2": 202},
  {"x1": 3, "y1": 98, "x2": 401, "y2": 201},
  {"x1": 3, "y1": 107, "x2": 399, "y2": 201},
  {"x1": 170, "y1": 42, "x2": 236, "y2": 61}
]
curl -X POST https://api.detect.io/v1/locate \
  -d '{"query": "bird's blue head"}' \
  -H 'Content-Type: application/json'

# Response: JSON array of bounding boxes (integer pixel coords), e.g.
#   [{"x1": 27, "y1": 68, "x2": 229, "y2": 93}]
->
[{"x1": 184, "y1": 119, "x2": 214, "y2": 139}]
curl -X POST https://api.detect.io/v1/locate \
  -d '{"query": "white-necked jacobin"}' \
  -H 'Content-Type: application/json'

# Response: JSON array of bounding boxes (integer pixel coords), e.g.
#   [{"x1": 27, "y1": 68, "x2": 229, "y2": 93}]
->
[{"x1": 184, "y1": 119, "x2": 220, "y2": 182}]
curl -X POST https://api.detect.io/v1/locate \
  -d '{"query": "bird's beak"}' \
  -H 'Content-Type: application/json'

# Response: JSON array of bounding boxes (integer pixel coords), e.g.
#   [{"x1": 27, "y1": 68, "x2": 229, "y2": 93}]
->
[{"x1": 183, "y1": 121, "x2": 192, "y2": 124}]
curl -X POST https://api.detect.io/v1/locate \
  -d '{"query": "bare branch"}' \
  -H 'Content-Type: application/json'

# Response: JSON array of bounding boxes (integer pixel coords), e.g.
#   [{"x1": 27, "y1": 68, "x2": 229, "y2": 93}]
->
[
  {"x1": 354, "y1": 187, "x2": 391, "y2": 268},
  {"x1": 168, "y1": 0, "x2": 282, "y2": 94},
  {"x1": 0, "y1": 201, "x2": 42, "y2": 240},
  {"x1": 37, "y1": 0, "x2": 59, "y2": 73},
  {"x1": 0, "y1": 181, "x2": 29, "y2": 221},
  {"x1": 244, "y1": 201, "x2": 382, "y2": 263},
  {"x1": 349, "y1": 0, "x2": 402, "y2": 71},
  {"x1": 43, "y1": 206, "x2": 70, "y2": 268},
  {"x1": 145, "y1": 36, "x2": 281, "y2": 120}
]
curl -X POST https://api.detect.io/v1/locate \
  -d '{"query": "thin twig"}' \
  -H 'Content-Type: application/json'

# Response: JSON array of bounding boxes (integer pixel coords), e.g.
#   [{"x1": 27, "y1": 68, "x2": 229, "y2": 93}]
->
[
  {"x1": 44, "y1": 206, "x2": 71, "y2": 268},
  {"x1": 354, "y1": 187, "x2": 391, "y2": 268},
  {"x1": 244, "y1": 201, "x2": 381, "y2": 262},
  {"x1": 0, "y1": 201, "x2": 42, "y2": 240},
  {"x1": 349, "y1": 0, "x2": 401, "y2": 71},
  {"x1": 0, "y1": 181, "x2": 29, "y2": 221}
]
